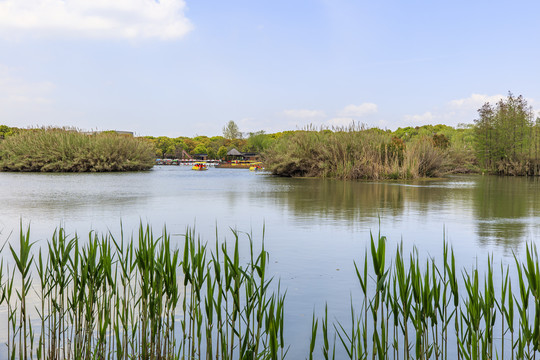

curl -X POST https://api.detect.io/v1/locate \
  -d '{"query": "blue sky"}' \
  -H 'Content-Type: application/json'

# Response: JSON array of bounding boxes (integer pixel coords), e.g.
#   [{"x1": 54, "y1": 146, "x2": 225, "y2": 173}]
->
[{"x1": 0, "y1": 0, "x2": 539, "y2": 137}]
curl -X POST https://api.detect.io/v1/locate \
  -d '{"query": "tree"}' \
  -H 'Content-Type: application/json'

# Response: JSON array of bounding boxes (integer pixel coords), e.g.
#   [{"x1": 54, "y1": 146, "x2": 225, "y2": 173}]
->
[
  {"x1": 246, "y1": 130, "x2": 274, "y2": 152},
  {"x1": 207, "y1": 147, "x2": 217, "y2": 159},
  {"x1": 192, "y1": 144, "x2": 208, "y2": 155},
  {"x1": 217, "y1": 146, "x2": 228, "y2": 159},
  {"x1": 223, "y1": 121, "x2": 242, "y2": 140},
  {"x1": 0, "y1": 125, "x2": 13, "y2": 139},
  {"x1": 473, "y1": 92, "x2": 535, "y2": 174}
]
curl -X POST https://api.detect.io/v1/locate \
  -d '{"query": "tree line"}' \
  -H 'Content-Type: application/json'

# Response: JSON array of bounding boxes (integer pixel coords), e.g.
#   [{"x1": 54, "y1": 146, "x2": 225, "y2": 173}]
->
[
  {"x1": 2, "y1": 92, "x2": 539, "y2": 176},
  {"x1": 474, "y1": 92, "x2": 540, "y2": 175}
]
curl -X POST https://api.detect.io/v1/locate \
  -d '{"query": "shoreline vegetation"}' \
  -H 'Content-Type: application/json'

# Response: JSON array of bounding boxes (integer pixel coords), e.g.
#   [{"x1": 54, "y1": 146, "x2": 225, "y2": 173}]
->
[
  {"x1": 0, "y1": 127, "x2": 155, "y2": 172},
  {"x1": 0, "y1": 92, "x2": 538, "y2": 177},
  {"x1": 3, "y1": 224, "x2": 540, "y2": 359},
  {"x1": 263, "y1": 124, "x2": 452, "y2": 180}
]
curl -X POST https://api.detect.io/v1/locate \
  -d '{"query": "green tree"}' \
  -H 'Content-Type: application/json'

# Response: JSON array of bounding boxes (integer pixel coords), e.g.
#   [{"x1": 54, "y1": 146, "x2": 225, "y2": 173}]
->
[
  {"x1": 154, "y1": 136, "x2": 176, "y2": 158},
  {"x1": 246, "y1": 131, "x2": 274, "y2": 152},
  {"x1": 473, "y1": 92, "x2": 535, "y2": 174},
  {"x1": 223, "y1": 120, "x2": 242, "y2": 139},
  {"x1": 217, "y1": 146, "x2": 228, "y2": 159},
  {"x1": 207, "y1": 147, "x2": 217, "y2": 159},
  {"x1": 192, "y1": 144, "x2": 208, "y2": 155},
  {"x1": 0, "y1": 125, "x2": 13, "y2": 139}
]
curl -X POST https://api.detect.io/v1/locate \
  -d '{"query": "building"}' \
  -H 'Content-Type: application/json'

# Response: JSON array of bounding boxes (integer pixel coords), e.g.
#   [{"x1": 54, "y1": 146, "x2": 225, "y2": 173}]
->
[{"x1": 226, "y1": 148, "x2": 260, "y2": 161}]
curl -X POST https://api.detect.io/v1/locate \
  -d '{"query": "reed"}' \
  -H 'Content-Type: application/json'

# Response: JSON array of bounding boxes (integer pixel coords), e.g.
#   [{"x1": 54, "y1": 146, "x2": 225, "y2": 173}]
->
[
  {"x1": 1, "y1": 224, "x2": 286, "y2": 359},
  {"x1": 3, "y1": 225, "x2": 540, "y2": 359},
  {"x1": 263, "y1": 125, "x2": 445, "y2": 180},
  {"x1": 0, "y1": 127, "x2": 155, "y2": 172},
  {"x1": 314, "y1": 234, "x2": 540, "y2": 360}
]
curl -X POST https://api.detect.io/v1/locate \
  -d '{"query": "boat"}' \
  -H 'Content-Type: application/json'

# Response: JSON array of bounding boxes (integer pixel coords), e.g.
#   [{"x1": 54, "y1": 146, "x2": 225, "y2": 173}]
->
[
  {"x1": 192, "y1": 162, "x2": 208, "y2": 171},
  {"x1": 216, "y1": 160, "x2": 258, "y2": 169},
  {"x1": 249, "y1": 162, "x2": 263, "y2": 171}
]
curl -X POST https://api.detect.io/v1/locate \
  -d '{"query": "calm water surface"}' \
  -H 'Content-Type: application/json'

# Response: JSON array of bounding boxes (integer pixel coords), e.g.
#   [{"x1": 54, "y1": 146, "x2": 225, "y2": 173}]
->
[{"x1": 1, "y1": 166, "x2": 540, "y2": 356}]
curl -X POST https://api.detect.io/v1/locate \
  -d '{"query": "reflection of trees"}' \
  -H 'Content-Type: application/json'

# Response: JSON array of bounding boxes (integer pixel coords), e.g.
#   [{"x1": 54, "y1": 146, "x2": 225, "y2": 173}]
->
[
  {"x1": 258, "y1": 177, "x2": 460, "y2": 225},
  {"x1": 473, "y1": 176, "x2": 532, "y2": 247},
  {"x1": 259, "y1": 175, "x2": 540, "y2": 249}
]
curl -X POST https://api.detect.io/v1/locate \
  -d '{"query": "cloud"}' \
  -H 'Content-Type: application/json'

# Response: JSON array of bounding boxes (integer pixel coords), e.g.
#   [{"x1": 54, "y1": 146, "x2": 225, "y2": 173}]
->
[
  {"x1": 283, "y1": 109, "x2": 326, "y2": 118},
  {"x1": 404, "y1": 111, "x2": 434, "y2": 123},
  {"x1": 449, "y1": 93, "x2": 506, "y2": 109},
  {"x1": 338, "y1": 103, "x2": 378, "y2": 117},
  {"x1": 0, "y1": 0, "x2": 193, "y2": 40}
]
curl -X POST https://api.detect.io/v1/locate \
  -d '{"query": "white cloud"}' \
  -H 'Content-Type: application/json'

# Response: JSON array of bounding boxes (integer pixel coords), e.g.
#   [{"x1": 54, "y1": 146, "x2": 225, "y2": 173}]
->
[
  {"x1": 449, "y1": 93, "x2": 506, "y2": 109},
  {"x1": 338, "y1": 103, "x2": 378, "y2": 117},
  {"x1": 0, "y1": 0, "x2": 193, "y2": 40},
  {"x1": 283, "y1": 109, "x2": 326, "y2": 118},
  {"x1": 404, "y1": 111, "x2": 434, "y2": 123}
]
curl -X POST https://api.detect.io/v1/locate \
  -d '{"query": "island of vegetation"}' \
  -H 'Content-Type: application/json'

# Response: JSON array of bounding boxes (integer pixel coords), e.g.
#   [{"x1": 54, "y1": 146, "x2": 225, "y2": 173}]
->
[
  {"x1": 0, "y1": 127, "x2": 155, "y2": 172},
  {"x1": 0, "y1": 93, "x2": 538, "y2": 177}
]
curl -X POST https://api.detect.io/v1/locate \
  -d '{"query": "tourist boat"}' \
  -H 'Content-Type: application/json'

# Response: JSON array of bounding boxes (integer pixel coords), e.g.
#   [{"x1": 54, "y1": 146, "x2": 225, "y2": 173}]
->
[
  {"x1": 216, "y1": 160, "x2": 258, "y2": 169},
  {"x1": 249, "y1": 162, "x2": 263, "y2": 171},
  {"x1": 192, "y1": 162, "x2": 208, "y2": 171}
]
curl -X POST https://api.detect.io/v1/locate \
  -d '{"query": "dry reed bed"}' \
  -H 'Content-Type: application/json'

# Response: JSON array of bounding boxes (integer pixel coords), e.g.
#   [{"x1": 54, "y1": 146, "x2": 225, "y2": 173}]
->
[
  {"x1": 3, "y1": 225, "x2": 540, "y2": 359},
  {"x1": 263, "y1": 126, "x2": 446, "y2": 180},
  {"x1": 0, "y1": 128, "x2": 155, "y2": 172}
]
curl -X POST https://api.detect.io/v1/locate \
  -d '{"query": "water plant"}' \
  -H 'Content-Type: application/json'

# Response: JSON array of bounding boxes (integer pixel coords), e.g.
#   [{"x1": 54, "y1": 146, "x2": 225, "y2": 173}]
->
[
  {"x1": 2, "y1": 224, "x2": 540, "y2": 359},
  {"x1": 1, "y1": 224, "x2": 286, "y2": 359}
]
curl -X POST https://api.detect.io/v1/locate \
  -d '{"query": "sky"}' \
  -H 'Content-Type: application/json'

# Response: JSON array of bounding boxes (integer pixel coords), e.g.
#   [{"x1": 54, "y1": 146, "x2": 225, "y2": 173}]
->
[{"x1": 0, "y1": 0, "x2": 539, "y2": 137}]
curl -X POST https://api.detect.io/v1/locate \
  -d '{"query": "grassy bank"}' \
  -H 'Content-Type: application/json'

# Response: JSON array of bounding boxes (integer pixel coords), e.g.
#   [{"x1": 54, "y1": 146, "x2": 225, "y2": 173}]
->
[
  {"x1": 263, "y1": 125, "x2": 450, "y2": 180},
  {"x1": 3, "y1": 225, "x2": 540, "y2": 359},
  {"x1": 0, "y1": 128, "x2": 155, "y2": 172}
]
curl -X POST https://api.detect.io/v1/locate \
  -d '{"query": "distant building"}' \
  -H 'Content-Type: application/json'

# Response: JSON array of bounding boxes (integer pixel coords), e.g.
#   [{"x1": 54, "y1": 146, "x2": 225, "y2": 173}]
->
[
  {"x1": 81, "y1": 130, "x2": 134, "y2": 136},
  {"x1": 226, "y1": 148, "x2": 260, "y2": 161},
  {"x1": 115, "y1": 131, "x2": 134, "y2": 136}
]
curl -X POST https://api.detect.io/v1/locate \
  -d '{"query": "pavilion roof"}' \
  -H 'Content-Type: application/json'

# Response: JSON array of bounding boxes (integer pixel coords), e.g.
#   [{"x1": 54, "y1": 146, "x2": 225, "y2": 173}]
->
[{"x1": 227, "y1": 148, "x2": 243, "y2": 156}]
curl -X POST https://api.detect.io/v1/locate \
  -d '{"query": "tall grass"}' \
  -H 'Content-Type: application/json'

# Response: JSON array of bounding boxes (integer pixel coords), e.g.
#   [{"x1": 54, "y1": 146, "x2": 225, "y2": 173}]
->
[
  {"x1": 263, "y1": 125, "x2": 446, "y2": 180},
  {"x1": 0, "y1": 127, "x2": 155, "y2": 172},
  {"x1": 2, "y1": 225, "x2": 540, "y2": 359},
  {"x1": 1, "y1": 225, "x2": 286, "y2": 360},
  {"x1": 308, "y1": 233, "x2": 540, "y2": 360}
]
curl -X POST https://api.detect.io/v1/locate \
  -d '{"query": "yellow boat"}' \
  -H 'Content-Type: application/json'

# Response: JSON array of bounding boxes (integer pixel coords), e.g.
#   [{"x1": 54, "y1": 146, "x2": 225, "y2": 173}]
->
[
  {"x1": 192, "y1": 162, "x2": 208, "y2": 171},
  {"x1": 249, "y1": 162, "x2": 263, "y2": 171}
]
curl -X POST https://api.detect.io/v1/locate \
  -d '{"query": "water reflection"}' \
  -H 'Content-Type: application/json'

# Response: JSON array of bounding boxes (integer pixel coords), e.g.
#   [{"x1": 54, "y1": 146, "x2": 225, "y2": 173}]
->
[
  {"x1": 2, "y1": 169, "x2": 540, "y2": 359},
  {"x1": 472, "y1": 176, "x2": 540, "y2": 248},
  {"x1": 1, "y1": 170, "x2": 540, "y2": 252},
  {"x1": 259, "y1": 175, "x2": 540, "y2": 248}
]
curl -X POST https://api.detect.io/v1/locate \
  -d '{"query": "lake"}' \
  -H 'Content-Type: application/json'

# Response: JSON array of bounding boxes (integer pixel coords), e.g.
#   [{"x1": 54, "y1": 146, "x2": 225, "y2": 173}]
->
[{"x1": 1, "y1": 166, "x2": 539, "y2": 357}]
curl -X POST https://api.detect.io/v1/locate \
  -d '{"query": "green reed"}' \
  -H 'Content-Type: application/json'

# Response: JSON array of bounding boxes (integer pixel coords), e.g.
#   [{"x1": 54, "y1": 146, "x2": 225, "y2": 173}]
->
[
  {"x1": 4, "y1": 225, "x2": 540, "y2": 359},
  {"x1": 312, "y1": 233, "x2": 540, "y2": 360},
  {"x1": 1, "y1": 224, "x2": 286, "y2": 360}
]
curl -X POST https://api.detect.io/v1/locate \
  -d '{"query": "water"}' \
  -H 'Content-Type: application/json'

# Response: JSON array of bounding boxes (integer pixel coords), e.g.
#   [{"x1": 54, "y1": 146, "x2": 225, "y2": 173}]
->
[{"x1": 1, "y1": 166, "x2": 540, "y2": 357}]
